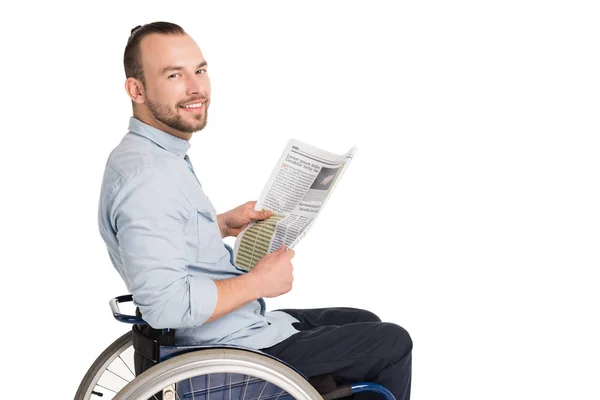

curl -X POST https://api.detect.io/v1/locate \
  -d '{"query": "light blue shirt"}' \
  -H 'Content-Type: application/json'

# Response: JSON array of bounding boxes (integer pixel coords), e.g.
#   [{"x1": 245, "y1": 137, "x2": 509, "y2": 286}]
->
[{"x1": 98, "y1": 117, "x2": 299, "y2": 348}]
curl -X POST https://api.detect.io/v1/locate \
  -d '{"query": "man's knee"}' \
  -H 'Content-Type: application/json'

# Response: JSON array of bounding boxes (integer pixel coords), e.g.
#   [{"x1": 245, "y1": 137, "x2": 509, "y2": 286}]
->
[{"x1": 381, "y1": 323, "x2": 413, "y2": 360}]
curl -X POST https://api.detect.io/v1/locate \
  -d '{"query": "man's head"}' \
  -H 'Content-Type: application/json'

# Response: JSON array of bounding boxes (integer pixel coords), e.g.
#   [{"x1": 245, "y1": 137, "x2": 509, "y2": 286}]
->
[{"x1": 124, "y1": 22, "x2": 211, "y2": 140}]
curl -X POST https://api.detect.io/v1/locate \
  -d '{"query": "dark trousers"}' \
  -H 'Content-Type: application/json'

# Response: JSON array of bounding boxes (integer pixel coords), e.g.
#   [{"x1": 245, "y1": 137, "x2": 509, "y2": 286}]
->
[{"x1": 259, "y1": 308, "x2": 412, "y2": 400}]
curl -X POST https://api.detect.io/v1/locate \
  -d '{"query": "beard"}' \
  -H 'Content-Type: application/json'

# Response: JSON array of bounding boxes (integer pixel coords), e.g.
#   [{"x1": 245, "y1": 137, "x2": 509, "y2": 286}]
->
[{"x1": 145, "y1": 95, "x2": 209, "y2": 134}]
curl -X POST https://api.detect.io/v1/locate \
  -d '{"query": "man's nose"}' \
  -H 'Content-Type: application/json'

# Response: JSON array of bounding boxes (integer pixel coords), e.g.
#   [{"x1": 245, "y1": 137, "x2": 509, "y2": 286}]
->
[{"x1": 186, "y1": 76, "x2": 202, "y2": 95}]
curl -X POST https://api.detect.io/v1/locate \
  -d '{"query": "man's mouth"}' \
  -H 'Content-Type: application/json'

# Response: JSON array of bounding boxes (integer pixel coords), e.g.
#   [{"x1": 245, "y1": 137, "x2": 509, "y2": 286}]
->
[
  {"x1": 179, "y1": 101, "x2": 206, "y2": 112},
  {"x1": 181, "y1": 102, "x2": 204, "y2": 110}
]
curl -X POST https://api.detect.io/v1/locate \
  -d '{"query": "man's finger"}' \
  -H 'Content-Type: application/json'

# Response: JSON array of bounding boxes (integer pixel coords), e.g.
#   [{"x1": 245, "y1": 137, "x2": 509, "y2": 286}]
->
[
  {"x1": 261, "y1": 209, "x2": 273, "y2": 218},
  {"x1": 272, "y1": 244, "x2": 286, "y2": 255},
  {"x1": 285, "y1": 248, "x2": 295, "y2": 260},
  {"x1": 252, "y1": 209, "x2": 273, "y2": 220}
]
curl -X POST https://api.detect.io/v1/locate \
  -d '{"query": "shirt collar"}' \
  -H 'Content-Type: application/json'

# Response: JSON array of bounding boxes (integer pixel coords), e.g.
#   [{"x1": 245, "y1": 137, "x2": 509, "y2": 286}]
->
[{"x1": 128, "y1": 116, "x2": 191, "y2": 158}]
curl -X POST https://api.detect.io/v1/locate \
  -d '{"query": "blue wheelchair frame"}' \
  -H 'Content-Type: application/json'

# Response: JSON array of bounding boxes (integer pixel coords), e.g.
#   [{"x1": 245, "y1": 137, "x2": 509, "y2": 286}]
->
[{"x1": 110, "y1": 295, "x2": 395, "y2": 400}]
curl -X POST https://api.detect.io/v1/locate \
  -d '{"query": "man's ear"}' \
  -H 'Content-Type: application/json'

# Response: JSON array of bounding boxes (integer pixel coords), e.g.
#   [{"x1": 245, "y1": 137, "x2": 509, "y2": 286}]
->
[{"x1": 125, "y1": 78, "x2": 145, "y2": 104}]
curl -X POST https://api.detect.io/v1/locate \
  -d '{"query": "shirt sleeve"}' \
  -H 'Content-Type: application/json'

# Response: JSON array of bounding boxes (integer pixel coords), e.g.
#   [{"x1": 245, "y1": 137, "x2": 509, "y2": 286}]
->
[{"x1": 110, "y1": 167, "x2": 218, "y2": 329}]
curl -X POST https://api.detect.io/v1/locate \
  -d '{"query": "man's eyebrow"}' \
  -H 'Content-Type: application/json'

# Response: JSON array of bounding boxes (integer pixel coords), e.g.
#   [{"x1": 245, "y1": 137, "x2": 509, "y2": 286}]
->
[{"x1": 161, "y1": 61, "x2": 208, "y2": 75}]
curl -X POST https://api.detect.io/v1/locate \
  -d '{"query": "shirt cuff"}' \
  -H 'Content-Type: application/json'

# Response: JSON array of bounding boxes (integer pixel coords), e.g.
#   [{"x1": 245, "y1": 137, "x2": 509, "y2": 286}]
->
[{"x1": 187, "y1": 277, "x2": 218, "y2": 327}]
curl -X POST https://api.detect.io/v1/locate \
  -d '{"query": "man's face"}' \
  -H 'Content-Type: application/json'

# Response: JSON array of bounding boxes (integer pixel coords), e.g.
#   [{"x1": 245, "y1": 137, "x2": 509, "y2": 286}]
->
[{"x1": 138, "y1": 33, "x2": 211, "y2": 138}]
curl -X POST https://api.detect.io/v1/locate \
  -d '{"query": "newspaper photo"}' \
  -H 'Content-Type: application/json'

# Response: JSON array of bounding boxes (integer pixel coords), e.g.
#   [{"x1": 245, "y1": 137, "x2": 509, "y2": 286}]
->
[{"x1": 233, "y1": 139, "x2": 357, "y2": 271}]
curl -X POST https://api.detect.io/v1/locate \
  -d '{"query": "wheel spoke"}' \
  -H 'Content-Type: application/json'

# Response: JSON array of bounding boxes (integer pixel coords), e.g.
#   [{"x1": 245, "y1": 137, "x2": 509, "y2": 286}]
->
[
  {"x1": 257, "y1": 380, "x2": 269, "y2": 400},
  {"x1": 107, "y1": 368, "x2": 132, "y2": 384},
  {"x1": 117, "y1": 354, "x2": 136, "y2": 378},
  {"x1": 274, "y1": 388, "x2": 286, "y2": 400},
  {"x1": 189, "y1": 377, "x2": 196, "y2": 400},
  {"x1": 95, "y1": 383, "x2": 119, "y2": 395},
  {"x1": 242, "y1": 375, "x2": 250, "y2": 400}
]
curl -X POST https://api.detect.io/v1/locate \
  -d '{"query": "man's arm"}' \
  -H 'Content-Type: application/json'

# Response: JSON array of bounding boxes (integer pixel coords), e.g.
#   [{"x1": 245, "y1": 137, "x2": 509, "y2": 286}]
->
[
  {"x1": 111, "y1": 169, "x2": 292, "y2": 329},
  {"x1": 208, "y1": 244, "x2": 294, "y2": 322},
  {"x1": 112, "y1": 168, "x2": 217, "y2": 328}
]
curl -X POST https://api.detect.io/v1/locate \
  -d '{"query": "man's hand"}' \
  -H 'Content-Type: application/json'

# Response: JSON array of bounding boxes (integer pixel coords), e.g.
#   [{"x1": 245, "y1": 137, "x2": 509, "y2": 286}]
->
[
  {"x1": 208, "y1": 244, "x2": 294, "y2": 323},
  {"x1": 248, "y1": 245, "x2": 295, "y2": 298},
  {"x1": 216, "y1": 201, "x2": 273, "y2": 238}
]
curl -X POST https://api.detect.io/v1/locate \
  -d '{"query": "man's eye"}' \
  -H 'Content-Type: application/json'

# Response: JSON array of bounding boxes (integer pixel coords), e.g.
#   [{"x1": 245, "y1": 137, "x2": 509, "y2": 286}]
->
[
  {"x1": 168, "y1": 73, "x2": 180, "y2": 79},
  {"x1": 196, "y1": 69, "x2": 207, "y2": 75}
]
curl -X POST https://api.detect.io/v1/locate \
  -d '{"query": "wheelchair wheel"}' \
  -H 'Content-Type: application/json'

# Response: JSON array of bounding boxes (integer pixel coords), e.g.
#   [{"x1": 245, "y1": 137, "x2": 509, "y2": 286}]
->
[
  {"x1": 74, "y1": 331, "x2": 134, "y2": 399},
  {"x1": 114, "y1": 348, "x2": 322, "y2": 400}
]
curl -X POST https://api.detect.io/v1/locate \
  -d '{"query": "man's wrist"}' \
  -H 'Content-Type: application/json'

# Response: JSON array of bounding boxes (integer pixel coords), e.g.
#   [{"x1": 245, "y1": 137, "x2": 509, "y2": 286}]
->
[
  {"x1": 241, "y1": 270, "x2": 263, "y2": 300},
  {"x1": 216, "y1": 213, "x2": 229, "y2": 238}
]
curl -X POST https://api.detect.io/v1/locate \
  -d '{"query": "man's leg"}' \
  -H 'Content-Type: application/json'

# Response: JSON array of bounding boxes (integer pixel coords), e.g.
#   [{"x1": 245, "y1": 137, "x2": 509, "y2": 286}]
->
[
  {"x1": 261, "y1": 308, "x2": 412, "y2": 400},
  {"x1": 276, "y1": 307, "x2": 383, "y2": 327}
]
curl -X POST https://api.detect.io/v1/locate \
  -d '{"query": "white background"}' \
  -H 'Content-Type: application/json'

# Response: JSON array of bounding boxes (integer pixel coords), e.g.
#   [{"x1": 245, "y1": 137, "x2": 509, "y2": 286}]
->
[{"x1": 1, "y1": 1, "x2": 598, "y2": 399}]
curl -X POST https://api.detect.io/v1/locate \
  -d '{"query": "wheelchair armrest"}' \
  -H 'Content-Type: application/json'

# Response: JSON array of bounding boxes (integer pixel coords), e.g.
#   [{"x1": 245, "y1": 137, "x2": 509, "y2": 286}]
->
[{"x1": 110, "y1": 294, "x2": 146, "y2": 325}]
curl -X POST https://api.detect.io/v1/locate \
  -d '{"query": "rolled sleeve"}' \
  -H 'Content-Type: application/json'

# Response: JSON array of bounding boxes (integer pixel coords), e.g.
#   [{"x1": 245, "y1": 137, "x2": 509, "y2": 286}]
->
[
  {"x1": 188, "y1": 275, "x2": 218, "y2": 325},
  {"x1": 111, "y1": 168, "x2": 217, "y2": 329}
]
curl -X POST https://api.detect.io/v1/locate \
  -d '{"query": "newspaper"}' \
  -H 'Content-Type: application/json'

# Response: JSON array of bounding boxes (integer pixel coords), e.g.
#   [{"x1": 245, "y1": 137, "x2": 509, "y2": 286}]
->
[{"x1": 233, "y1": 139, "x2": 357, "y2": 271}]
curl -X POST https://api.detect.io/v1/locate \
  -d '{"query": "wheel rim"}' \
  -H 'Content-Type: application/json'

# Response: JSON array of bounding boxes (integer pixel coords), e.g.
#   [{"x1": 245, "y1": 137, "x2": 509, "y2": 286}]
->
[{"x1": 115, "y1": 350, "x2": 322, "y2": 400}]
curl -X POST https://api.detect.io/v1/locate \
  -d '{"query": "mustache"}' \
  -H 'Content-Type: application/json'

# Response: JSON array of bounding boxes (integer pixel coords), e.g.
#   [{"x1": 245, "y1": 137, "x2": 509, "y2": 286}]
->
[{"x1": 178, "y1": 96, "x2": 209, "y2": 106}]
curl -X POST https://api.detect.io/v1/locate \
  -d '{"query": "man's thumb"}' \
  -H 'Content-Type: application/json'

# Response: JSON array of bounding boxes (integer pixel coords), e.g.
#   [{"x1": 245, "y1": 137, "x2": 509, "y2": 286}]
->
[{"x1": 273, "y1": 244, "x2": 286, "y2": 254}]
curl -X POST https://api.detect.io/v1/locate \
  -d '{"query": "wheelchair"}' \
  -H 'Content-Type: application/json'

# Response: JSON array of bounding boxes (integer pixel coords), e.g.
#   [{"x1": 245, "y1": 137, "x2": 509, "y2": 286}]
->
[{"x1": 74, "y1": 295, "x2": 396, "y2": 400}]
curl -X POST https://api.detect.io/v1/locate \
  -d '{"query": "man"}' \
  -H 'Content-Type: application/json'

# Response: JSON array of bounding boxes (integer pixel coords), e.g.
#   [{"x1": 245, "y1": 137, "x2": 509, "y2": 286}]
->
[{"x1": 98, "y1": 21, "x2": 412, "y2": 399}]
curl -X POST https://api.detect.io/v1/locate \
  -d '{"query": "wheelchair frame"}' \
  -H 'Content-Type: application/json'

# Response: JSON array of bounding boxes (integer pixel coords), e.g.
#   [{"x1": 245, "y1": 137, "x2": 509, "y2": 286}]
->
[{"x1": 73, "y1": 295, "x2": 396, "y2": 400}]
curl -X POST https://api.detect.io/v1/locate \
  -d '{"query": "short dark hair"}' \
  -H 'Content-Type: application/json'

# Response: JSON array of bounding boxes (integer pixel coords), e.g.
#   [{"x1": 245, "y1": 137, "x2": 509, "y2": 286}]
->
[{"x1": 124, "y1": 22, "x2": 186, "y2": 84}]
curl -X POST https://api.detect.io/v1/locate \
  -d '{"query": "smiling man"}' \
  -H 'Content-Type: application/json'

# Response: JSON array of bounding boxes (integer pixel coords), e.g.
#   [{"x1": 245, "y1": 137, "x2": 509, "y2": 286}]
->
[
  {"x1": 98, "y1": 22, "x2": 412, "y2": 400},
  {"x1": 124, "y1": 28, "x2": 209, "y2": 139}
]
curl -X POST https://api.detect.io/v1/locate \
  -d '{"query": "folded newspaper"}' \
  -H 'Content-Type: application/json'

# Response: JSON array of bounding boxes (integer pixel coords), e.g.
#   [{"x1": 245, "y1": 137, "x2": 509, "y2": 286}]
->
[{"x1": 232, "y1": 139, "x2": 357, "y2": 271}]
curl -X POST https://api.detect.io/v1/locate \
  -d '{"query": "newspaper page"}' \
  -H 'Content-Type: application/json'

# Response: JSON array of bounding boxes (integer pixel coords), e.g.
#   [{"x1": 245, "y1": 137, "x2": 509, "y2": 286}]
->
[{"x1": 233, "y1": 139, "x2": 357, "y2": 271}]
